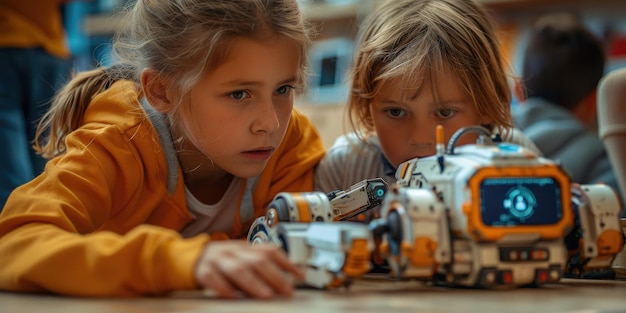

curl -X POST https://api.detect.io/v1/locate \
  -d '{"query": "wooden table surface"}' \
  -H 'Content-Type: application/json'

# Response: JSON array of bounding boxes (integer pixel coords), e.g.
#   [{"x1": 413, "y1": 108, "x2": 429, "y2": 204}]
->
[{"x1": 2, "y1": 277, "x2": 626, "y2": 313}]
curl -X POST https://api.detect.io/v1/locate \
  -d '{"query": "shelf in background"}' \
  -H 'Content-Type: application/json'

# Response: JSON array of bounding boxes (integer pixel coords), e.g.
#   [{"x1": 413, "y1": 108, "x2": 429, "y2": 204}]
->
[{"x1": 83, "y1": 0, "x2": 626, "y2": 36}]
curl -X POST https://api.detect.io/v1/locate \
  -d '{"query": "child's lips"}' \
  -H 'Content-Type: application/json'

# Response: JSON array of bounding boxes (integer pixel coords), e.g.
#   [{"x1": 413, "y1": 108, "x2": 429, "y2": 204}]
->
[{"x1": 242, "y1": 148, "x2": 274, "y2": 161}]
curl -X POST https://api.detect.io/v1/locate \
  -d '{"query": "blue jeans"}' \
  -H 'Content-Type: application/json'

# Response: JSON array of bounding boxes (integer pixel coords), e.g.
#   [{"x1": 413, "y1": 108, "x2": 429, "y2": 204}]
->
[{"x1": 0, "y1": 48, "x2": 71, "y2": 209}]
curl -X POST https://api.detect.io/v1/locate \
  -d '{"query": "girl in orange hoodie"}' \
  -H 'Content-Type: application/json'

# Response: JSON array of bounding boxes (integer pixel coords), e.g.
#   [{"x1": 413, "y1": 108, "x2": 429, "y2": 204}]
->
[{"x1": 0, "y1": 0, "x2": 324, "y2": 299}]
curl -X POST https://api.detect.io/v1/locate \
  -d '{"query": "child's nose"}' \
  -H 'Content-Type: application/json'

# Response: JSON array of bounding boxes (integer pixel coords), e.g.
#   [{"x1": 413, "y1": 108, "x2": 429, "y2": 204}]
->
[
  {"x1": 251, "y1": 99, "x2": 280, "y2": 134},
  {"x1": 408, "y1": 119, "x2": 436, "y2": 147}
]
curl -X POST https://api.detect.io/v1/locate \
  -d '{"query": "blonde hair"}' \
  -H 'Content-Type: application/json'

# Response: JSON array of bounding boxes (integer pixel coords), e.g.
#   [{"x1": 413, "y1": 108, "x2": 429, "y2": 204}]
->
[
  {"x1": 35, "y1": 0, "x2": 311, "y2": 158},
  {"x1": 348, "y1": 0, "x2": 513, "y2": 139}
]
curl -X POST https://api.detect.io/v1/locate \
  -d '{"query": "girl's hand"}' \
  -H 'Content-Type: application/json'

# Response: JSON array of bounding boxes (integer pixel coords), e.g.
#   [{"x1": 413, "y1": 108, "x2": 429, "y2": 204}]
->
[{"x1": 194, "y1": 240, "x2": 303, "y2": 299}]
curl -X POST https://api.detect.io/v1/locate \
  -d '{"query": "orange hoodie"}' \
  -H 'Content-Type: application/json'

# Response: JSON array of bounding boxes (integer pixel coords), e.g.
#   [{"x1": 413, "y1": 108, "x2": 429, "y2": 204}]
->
[{"x1": 0, "y1": 80, "x2": 325, "y2": 296}]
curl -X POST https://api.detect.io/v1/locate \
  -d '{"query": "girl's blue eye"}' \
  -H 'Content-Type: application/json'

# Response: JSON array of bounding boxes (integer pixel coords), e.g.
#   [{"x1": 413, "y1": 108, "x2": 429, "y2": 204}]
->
[
  {"x1": 276, "y1": 85, "x2": 295, "y2": 95},
  {"x1": 230, "y1": 90, "x2": 249, "y2": 100}
]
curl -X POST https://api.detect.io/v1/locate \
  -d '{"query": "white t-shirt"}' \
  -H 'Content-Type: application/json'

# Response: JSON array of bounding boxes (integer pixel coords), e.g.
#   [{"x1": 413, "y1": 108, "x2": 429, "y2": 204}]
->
[{"x1": 180, "y1": 177, "x2": 243, "y2": 237}]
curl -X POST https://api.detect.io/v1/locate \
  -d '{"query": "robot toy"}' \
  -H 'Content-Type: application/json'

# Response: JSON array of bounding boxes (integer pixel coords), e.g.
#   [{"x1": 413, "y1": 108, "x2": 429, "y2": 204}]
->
[
  {"x1": 248, "y1": 125, "x2": 624, "y2": 289},
  {"x1": 373, "y1": 125, "x2": 623, "y2": 287}
]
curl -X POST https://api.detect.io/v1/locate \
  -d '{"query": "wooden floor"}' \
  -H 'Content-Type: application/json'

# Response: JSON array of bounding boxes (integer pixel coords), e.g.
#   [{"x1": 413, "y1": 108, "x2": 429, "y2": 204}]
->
[{"x1": 2, "y1": 277, "x2": 626, "y2": 313}]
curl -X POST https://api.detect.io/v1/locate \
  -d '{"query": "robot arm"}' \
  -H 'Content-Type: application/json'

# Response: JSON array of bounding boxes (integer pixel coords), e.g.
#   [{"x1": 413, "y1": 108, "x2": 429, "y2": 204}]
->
[
  {"x1": 246, "y1": 178, "x2": 386, "y2": 288},
  {"x1": 264, "y1": 178, "x2": 388, "y2": 228}
]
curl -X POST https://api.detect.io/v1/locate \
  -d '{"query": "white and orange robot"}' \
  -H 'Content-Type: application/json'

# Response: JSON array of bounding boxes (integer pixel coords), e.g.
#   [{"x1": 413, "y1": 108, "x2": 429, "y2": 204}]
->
[
  {"x1": 374, "y1": 125, "x2": 623, "y2": 287},
  {"x1": 248, "y1": 125, "x2": 624, "y2": 289}
]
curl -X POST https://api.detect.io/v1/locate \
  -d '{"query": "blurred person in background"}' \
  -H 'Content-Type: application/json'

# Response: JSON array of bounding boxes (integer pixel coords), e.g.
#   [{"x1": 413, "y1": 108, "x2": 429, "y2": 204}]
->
[
  {"x1": 0, "y1": 0, "x2": 73, "y2": 209},
  {"x1": 513, "y1": 12, "x2": 624, "y2": 210}
]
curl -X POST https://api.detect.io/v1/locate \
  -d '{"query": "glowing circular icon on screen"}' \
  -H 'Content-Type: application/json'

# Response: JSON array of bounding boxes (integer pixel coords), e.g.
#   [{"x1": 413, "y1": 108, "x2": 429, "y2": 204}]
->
[{"x1": 502, "y1": 186, "x2": 536, "y2": 221}]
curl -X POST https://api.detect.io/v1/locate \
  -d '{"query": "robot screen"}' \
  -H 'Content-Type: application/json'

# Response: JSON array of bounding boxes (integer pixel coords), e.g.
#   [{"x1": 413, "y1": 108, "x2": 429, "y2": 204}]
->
[{"x1": 480, "y1": 177, "x2": 563, "y2": 226}]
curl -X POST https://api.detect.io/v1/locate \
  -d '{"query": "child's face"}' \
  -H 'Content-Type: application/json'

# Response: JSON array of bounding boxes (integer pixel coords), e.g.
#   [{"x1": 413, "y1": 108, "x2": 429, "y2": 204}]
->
[
  {"x1": 369, "y1": 67, "x2": 490, "y2": 168},
  {"x1": 182, "y1": 35, "x2": 300, "y2": 178}
]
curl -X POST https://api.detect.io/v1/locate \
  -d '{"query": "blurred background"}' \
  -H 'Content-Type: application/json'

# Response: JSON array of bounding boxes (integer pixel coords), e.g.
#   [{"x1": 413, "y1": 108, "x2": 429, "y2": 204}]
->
[{"x1": 64, "y1": 0, "x2": 626, "y2": 148}]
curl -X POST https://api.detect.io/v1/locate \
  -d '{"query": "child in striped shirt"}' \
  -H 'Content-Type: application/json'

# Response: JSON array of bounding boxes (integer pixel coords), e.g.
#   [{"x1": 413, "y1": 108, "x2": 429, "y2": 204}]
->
[{"x1": 315, "y1": 0, "x2": 540, "y2": 199}]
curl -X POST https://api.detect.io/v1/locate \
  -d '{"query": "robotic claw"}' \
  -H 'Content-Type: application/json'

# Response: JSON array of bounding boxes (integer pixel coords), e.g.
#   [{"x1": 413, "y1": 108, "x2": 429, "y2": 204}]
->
[{"x1": 263, "y1": 178, "x2": 388, "y2": 228}]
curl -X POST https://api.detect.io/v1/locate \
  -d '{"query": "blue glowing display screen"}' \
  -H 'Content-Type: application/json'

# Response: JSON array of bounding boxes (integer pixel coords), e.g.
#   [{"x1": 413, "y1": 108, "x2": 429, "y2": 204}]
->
[{"x1": 480, "y1": 177, "x2": 563, "y2": 226}]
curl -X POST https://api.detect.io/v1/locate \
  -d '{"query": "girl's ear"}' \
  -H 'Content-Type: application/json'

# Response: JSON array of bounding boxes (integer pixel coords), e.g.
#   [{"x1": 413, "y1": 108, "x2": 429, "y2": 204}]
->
[{"x1": 141, "y1": 68, "x2": 173, "y2": 114}]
